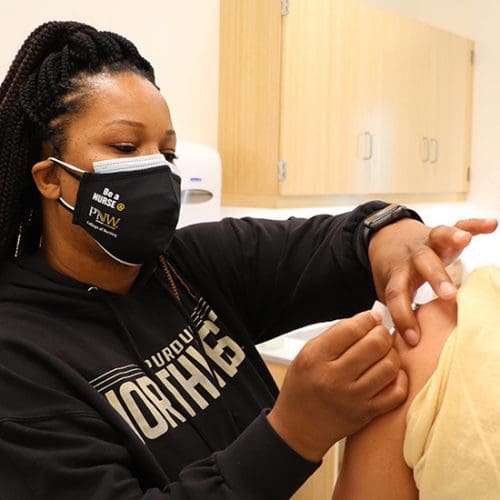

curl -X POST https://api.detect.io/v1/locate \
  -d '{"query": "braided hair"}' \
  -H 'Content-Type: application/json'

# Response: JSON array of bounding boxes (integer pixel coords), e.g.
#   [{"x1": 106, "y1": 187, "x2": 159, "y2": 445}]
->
[{"x1": 0, "y1": 21, "x2": 156, "y2": 260}]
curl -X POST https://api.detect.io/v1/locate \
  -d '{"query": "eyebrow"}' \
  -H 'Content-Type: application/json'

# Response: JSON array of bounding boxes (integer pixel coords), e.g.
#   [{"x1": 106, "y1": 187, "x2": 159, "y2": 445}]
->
[
  {"x1": 103, "y1": 119, "x2": 145, "y2": 129},
  {"x1": 103, "y1": 119, "x2": 176, "y2": 137}
]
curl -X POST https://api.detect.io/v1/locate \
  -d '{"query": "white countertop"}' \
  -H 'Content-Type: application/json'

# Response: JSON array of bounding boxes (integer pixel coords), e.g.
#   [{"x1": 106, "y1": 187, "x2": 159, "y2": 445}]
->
[{"x1": 257, "y1": 321, "x2": 338, "y2": 365}]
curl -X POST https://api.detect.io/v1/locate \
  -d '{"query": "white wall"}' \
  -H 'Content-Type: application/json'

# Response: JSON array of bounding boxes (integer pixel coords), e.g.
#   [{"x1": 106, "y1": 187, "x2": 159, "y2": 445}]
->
[
  {"x1": 361, "y1": 0, "x2": 500, "y2": 211},
  {"x1": 1, "y1": 0, "x2": 220, "y2": 148}
]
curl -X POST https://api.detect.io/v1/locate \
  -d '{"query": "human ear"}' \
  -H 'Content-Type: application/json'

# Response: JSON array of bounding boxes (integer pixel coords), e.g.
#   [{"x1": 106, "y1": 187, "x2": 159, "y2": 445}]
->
[{"x1": 32, "y1": 160, "x2": 61, "y2": 200}]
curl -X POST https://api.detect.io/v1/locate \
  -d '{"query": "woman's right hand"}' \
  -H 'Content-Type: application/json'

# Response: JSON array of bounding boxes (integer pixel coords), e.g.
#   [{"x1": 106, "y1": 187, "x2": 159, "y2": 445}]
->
[{"x1": 267, "y1": 311, "x2": 408, "y2": 462}]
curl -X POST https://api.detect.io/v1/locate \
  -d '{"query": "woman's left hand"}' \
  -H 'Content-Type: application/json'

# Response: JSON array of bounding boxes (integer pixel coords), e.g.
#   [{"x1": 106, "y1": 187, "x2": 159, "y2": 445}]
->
[{"x1": 368, "y1": 217, "x2": 498, "y2": 346}]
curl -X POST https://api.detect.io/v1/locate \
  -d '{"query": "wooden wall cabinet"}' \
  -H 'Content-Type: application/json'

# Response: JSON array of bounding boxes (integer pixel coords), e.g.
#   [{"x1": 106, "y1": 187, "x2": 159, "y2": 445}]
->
[{"x1": 218, "y1": 0, "x2": 474, "y2": 207}]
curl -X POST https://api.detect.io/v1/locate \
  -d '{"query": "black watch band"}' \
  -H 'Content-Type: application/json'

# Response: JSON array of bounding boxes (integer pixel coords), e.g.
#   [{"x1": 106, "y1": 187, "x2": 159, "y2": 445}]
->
[{"x1": 363, "y1": 203, "x2": 422, "y2": 244}]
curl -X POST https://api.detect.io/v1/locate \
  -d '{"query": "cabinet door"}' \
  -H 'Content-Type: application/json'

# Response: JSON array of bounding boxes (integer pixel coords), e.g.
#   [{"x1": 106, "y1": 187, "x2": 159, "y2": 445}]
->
[
  {"x1": 419, "y1": 30, "x2": 473, "y2": 193},
  {"x1": 344, "y1": 3, "x2": 436, "y2": 194},
  {"x1": 218, "y1": 0, "x2": 282, "y2": 199},
  {"x1": 279, "y1": 0, "x2": 351, "y2": 195},
  {"x1": 279, "y1": 1, "x2": 447, "y2": 196}
]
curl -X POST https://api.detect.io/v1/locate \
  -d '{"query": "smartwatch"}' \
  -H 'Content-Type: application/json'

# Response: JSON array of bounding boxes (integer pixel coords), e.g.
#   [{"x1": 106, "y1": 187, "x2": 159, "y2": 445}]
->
[{"x1": 363, "y1": 203, "x2": 422, "y2": 244}]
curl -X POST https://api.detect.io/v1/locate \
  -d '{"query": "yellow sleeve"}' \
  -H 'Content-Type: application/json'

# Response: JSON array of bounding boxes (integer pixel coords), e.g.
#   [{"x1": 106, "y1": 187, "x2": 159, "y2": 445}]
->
[{"x1": 403, "y1": 265, "x2": 500, "y2": 499}]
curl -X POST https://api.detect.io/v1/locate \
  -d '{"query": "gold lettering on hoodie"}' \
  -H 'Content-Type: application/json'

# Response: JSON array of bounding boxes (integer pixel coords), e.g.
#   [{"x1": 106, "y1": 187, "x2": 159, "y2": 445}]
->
[{"x1": 100, "y1": 302, "x2": 247, "y2": 441}]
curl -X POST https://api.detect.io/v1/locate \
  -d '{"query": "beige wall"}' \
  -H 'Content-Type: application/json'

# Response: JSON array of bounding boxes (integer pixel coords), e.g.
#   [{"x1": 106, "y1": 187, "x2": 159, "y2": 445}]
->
[
  {"x1": 3, "y1": 1, "x2": 499, "y2": 210},
  {"x1": 362, "y1": 0, "x2": 500, "y2": 210},
  {"x1": 1, "y1": 0, "x2": 220, "y2": 148}
]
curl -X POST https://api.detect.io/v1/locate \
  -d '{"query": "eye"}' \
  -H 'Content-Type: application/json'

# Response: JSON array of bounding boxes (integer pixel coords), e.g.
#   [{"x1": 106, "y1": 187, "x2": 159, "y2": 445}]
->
[
  {"x1": 112, "y1": 144, "x2": 137, "y2": 154},
  {"x1": 162, "y1": 151, "x2": 178, "y2": 163}
]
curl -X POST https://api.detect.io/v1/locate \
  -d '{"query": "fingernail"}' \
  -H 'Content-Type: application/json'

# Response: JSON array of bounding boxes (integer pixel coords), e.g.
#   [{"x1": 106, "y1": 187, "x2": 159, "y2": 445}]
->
[
  {"x1": 453, "y1": 230, "x2": 469, "y2": 242},
  {"x1": 371, "y1": 310, "x2": 382, "y2": 322},
  {"x1": 405, "y1": 329, "x2": 419, "y2": 346},
  {"x1": 439, "y1": 281, "x2": 456, "y2": 297}
]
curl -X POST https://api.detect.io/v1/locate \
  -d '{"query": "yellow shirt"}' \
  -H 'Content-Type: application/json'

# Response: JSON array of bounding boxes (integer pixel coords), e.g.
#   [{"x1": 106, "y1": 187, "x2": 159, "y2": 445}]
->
[{"x1": 404, "y1": 265, "x2": 500, "y2": 499}]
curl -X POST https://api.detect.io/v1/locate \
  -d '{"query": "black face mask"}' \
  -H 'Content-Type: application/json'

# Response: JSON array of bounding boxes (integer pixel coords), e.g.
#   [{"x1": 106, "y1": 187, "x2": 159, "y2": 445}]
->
[{"x1": 50, "y1": 154, "x2": 181, "y2": 266}]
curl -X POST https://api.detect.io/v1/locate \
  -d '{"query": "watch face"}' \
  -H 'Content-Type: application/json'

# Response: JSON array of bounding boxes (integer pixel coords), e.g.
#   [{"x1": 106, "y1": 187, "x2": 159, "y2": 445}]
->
[
  {"x1": 363, "y1": 204, "x2": 421, "y2": 246},
  {"x1": 365, "y1": 204, "x2": 402, "y2": 229}
]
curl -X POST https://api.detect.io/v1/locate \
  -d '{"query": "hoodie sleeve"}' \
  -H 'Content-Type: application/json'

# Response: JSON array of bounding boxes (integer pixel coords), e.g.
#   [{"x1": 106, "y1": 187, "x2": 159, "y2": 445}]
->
[
  {"x1": 171, "y1": 200, "x2": 395, "y2": 343},
  {"x1": 0, "y1": 411, "x2": 318, "y2": 500}
]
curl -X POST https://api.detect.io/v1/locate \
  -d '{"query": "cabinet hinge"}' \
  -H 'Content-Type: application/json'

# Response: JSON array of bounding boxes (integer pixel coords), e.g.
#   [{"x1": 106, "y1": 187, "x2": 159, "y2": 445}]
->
[
  {"x1": 281, "y1": 0, "x2": 290, "y2": 16},
  {"x1": 467, "y1": 166, "x2": 471, "y2": 182},
  {"x1": 278, "y1": 160, "x2": 287, "y2": 182},
  {"x1": 471, "y1": 50, "x2": 475, "y2": 65}
]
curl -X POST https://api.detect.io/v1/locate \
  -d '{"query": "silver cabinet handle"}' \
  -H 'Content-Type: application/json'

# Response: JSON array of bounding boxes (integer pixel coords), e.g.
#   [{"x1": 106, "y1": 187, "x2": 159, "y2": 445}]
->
[
  {"x1": 366, "y1": 132, "x2": 373, "y2": 160},
  {"x1": 358, "y1": 132, "x2": 373, "y2": 160},
  {"x1": 430, "y1": 138, "x2": 439, "y2": 163},
  {"x1": 421, "y1": 137, "x2": 430, "y2": 162}
]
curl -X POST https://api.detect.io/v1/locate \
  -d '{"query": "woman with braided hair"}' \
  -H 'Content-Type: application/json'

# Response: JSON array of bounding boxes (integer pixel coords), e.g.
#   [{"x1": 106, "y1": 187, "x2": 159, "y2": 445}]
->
[{"x1": 0, "y1": 20, "x2": 496, "y2": 499}]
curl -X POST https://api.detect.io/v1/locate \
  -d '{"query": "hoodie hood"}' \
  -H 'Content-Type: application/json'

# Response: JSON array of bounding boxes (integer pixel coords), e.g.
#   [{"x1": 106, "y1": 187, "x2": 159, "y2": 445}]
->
[
  {"x1": 0, "y1": 255, "x2": 183, "y2": 385},
  {"x1": 0, "y1": 255, "x2": 161, "y2": 378},
  {"x1": 0, "y1": 255, "x2": 159, "y2": 309},
  {"x1": 0, "y1": 256, "x2": 92, "y2": 301}
]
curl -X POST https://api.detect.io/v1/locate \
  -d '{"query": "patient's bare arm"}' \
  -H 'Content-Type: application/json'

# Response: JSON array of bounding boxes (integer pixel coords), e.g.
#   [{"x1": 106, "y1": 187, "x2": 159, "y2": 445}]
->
[{"x1": 332, "y1": 298, "x2": 457, "y2": 500}]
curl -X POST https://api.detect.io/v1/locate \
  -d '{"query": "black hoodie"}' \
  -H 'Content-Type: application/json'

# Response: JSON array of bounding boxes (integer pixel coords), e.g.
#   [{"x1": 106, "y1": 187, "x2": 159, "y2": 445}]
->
[{"x1": 0, "y1": 202, "x2": 386, "y2": 499}]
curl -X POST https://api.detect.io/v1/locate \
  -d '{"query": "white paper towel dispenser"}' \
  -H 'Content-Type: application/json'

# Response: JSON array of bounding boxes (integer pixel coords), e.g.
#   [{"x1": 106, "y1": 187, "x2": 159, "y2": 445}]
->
[{"x1": 176, "y1": 141, "x2": 222, "y2": 228}]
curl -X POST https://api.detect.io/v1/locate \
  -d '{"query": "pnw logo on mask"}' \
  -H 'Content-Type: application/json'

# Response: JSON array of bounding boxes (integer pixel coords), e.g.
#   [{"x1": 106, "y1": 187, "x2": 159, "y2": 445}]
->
[{"x1": 88, "y1": 206, "x2": 121, "y2": 235}]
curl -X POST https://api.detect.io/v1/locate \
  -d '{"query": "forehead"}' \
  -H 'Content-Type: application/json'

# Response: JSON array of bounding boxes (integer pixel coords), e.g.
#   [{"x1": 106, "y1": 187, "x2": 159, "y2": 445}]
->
[{"x1": 73, "y1": 72, "x2": 173, "y2": 132}]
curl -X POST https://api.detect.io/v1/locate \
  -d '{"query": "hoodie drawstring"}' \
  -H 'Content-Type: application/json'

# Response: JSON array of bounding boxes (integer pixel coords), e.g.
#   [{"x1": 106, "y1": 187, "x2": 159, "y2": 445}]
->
[{"x1": 154, "y1": 261, "x2": 242, "y2": 437}]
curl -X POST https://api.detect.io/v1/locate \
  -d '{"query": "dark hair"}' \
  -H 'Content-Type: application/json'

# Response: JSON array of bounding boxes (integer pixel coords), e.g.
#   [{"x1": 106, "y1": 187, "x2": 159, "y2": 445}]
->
[{"x1": 0, "y1": 21, "x2": 156, "y2": 260}]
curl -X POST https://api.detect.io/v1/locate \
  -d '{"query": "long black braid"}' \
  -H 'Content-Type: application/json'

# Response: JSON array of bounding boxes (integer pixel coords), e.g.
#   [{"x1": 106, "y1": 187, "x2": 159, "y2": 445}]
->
[{"x1": 0, "y1": 21, "x2": 156, "y2": 260}]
